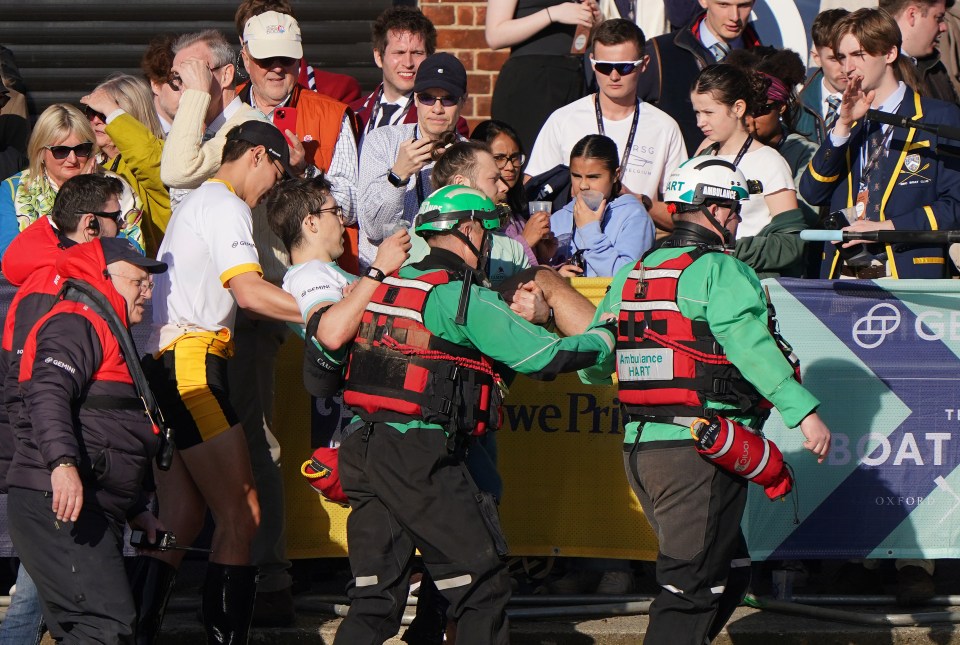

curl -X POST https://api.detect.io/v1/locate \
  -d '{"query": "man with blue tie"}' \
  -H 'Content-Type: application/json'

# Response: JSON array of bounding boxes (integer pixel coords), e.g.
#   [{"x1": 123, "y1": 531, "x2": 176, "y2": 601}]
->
[
  {"x1": 795, "y1": 9, "x2": 850, "y2": 146},
  {"x1": 800, "y1": 8, "x2": 960, "y2": 280}
]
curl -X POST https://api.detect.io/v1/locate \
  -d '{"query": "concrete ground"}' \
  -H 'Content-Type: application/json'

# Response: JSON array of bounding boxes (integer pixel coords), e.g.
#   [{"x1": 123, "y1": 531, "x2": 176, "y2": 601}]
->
[{"x1": 21, "y1": 557, "x2": 960, "y2": 643}]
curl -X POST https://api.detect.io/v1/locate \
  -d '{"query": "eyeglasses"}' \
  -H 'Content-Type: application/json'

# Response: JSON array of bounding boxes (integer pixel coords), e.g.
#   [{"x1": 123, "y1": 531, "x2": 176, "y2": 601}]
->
[
  {"x1": 166, "y1": 64, "x2": 226, "y2": 92},
  {"x1": 492, "y1": 152, "x2": 526, "y2": 169},
  {"x1": 591, "y1": 59, "x2": 644, "y2": 76},
  {"x1": 252, "y1": 55, "x2": 299, "y2": 69},
  {"x1": 83, "y1": 105, "x2": 106, "y2": 123},
  {"x1": 109, "y1": 273, "x2": 154, "y2": 293},
  {"x1": 416, "y1": 93, "x2": 459, "y2": 108},
  {"x1": 45, "y1": 142, "x2": 94, "y2": 160},
  {"x1": 314, "y1": 205, "x2": 344, "y2": 220},
  {"x1": 87, "y1": 209, "x2": 123, "y2": 223}
]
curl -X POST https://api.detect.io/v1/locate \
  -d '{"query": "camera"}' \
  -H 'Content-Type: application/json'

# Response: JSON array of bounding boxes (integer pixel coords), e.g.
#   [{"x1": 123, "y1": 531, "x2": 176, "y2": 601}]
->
[
  {"x1": 130, "y1": 529, "x2": 176, "y2": 551},
  {"x1": 570, "y1": 249, "x2": 587, "y2": 272},
  {"x1": 823, "y1": 208, "x2": 875, "y2": 267}
]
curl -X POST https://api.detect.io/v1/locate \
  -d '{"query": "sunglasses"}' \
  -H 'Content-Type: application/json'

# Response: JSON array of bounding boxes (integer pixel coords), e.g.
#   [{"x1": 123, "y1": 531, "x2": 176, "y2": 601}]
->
[
  {"x1": 416, "y1": 93, "x2": 459, "y2": 108},
  {"x1": 492, "y1": 152, "x2": 526, "y2": 169},
  {"x1": 90, "y1": 209, "x2": 123, "y2": 223},
  {"x1": 83, "y1": 105, "x2": 106, "y2": 123},
  {"x1": 253, "y1": 55, "x2": 299, "y2": 69},
  {"x1": 166, "y1": 64, "x2": 226, "y2": 91},
  {"x1": 45, "y1": 142, "x2": 94, "y2": 160},
  {"x1": 591, "y1": 59, "x2": 644, "y2": 76}
]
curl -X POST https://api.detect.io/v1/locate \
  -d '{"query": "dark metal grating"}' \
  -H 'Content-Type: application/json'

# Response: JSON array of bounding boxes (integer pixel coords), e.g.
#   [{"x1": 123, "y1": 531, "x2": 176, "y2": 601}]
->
[{"x1": 0, "y1": 0, "x2": 391, "y2": 116}]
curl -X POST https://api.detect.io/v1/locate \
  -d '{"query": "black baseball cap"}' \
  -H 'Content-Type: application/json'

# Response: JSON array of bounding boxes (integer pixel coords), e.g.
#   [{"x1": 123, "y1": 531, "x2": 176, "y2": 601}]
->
[
  {"x1": 227, "y1": 120, "x2": 293, "y2": 177},
  {"x1": 101, "y1": 237, "x2": 168, "y2": 274},
  {"x1": 413, "y1": 53, "x2": 467, "y2": 101}
]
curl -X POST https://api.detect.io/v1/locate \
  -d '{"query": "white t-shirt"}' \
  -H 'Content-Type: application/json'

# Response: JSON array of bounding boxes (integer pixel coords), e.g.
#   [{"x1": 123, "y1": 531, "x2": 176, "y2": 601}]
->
[
  {"x1": 147, "y1": 180, "x2": 262, "y2": 352},
  {"x1": 706, "y1": 146, "x2": 796, "y2": 238},
  {"x1": 283, "y1": 260, "x2": 356, "y2": 324},
  {"x1": 526, "y1": 95, "x2": 688, "y2": 198}
]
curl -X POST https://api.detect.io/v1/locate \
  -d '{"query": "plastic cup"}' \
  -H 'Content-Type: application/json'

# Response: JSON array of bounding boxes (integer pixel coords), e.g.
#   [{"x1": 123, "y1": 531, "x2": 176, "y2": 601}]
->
[
  {"x1": 579, "y1": 190, "x2": 605, "y2": 211},
  {"x1": 382, "y1": 220, "x2": 411, "y2": 239},
  {"x1": 528, "y1": 201, "x2": 552, "y2": 217}
]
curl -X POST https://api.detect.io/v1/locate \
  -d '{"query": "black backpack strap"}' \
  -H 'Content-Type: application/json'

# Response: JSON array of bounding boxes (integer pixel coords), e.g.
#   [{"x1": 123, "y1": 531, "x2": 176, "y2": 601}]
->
[{"x1": 59, "y1": 279, "x2": 174, "y2": 470}]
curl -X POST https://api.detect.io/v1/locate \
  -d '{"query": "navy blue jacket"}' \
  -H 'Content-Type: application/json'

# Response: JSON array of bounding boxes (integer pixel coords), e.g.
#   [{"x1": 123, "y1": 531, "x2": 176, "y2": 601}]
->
[{"x1": 799, "y1": 87, "x2": 960, "y2": 279}]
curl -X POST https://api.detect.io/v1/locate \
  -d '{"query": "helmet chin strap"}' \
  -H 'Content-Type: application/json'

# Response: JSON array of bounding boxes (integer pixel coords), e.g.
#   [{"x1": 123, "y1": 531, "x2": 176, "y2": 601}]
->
[
  {"x1": 450, "y1": 226, "x2": 493, "y2": 324},
  {"x1": 698, "y1": 204, "x2": 734, "y2": 247}
]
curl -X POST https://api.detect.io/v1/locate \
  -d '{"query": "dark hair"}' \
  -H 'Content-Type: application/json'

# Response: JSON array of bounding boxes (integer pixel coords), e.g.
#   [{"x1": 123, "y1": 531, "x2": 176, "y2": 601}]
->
[
  {"x1": 832, "y1": 8, "x2": 922, "y2": 91},
  {"x1": 723, "y1": 47, "x2": 806, "y2": 128},
  {"x1": 372, "y1": 7, "x2": 437, "y2": 57},
  {"x1": 265, "y1": 176, "x2": 334, "y2": 254},
  {"x1": 432, "y1": 140, "x2": 491, "y2": 189},
  {"x1": 593, "y1": 18, "x2": 645, "y2": 57},
  {"x1": 140, "y1": 33, "x2": 177, "y2": 84},
  {"x1": 235, "y1": 0, "x2": 295, "y2": 38},
  {"x1": 470, "y1": 119, "x2": 525, "y2": 213},
  {"x1": 570, "y1": 134, "x2": 621, "y2": 196},
  {"x1": 692, "y1": 64, "x2": 769, "y2": 118},
  {"x1": 50, "y1": 174, "x2": 124, "y2": 234},
  {"x1": 811, "y1": 8, "x2": 850, "y2": 49}
]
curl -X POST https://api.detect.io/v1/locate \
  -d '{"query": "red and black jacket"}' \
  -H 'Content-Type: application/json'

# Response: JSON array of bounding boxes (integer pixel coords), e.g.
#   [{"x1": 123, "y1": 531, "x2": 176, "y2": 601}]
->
[
  {"x1": 7, "y1": 240, "x2": 158, "y2": 520},
  {"x1": 343, "y1": 268, "x2": 501, "y2": 436},
  {"x1": 617, "y1": 249, "x2": 764, "y2": 422},
  {"x1": 0, "y1": 217, "x2": 73, "y2": 490}
]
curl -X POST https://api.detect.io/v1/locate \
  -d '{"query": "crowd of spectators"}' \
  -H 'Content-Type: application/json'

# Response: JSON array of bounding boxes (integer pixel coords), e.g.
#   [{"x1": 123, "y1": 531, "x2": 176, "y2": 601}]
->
[{"x1": 0, "y1": 0, "x2": 958, "y2": 641}]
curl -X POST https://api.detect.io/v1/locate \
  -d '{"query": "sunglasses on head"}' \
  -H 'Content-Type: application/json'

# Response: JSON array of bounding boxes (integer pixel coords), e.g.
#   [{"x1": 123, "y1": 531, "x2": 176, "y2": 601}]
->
[
  {"x1": 591, "y1": 59, "x2": 644, "y2": 76},
  {"x1": 416, "y1": 93, "x2": 459, "y2": 108},
  {"x1": 45, "y1": 142, "x2": 94, "y2": 160},
  {"x1": 83, "y1": 105, "x2": 106, "y2": 123}
]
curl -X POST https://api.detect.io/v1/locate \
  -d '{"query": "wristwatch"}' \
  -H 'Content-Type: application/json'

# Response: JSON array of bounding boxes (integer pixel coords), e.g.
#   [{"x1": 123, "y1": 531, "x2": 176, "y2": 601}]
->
[
  {"x1": 387, "y1": 170, "x2": 409, "y2": 188},
  {"x1": 365, "y1": 266, "x2": 387, "y2": 282},
  {"x1": 53, "y1": 457, "x2": 76, "y2": 469}
]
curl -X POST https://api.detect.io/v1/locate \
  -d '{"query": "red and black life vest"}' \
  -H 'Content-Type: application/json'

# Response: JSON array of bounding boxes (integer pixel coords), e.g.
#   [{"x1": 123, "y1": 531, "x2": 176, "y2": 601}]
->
[
  {"x1": 616, "y1": 250, "x2": 764, "y2": 422},
  {"x1": 343, "y1": 270, "x2": 501, "y2": 435}
]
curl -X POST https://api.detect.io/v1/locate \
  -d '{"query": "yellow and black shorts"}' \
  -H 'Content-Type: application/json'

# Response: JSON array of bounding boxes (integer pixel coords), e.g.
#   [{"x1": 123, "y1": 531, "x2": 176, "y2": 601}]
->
[{"x1": 142, "y1": 332, "x2": 239, "y2": 450}]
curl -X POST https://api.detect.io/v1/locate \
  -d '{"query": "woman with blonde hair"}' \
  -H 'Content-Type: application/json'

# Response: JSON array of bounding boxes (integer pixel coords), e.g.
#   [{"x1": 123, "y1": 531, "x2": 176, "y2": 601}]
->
[
  {"x1": 82, "y1": 73, "x2": 168, "y2": 254},
  {"x1": 0, "y1": 104, "x2": 99, "y2": 255}
]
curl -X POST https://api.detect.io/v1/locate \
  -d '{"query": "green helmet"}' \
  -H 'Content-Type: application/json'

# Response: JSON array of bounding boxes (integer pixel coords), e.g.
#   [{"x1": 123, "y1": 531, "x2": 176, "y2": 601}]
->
[{"x1": 414, "y1": 185, "x2": 502, "y2": 237}]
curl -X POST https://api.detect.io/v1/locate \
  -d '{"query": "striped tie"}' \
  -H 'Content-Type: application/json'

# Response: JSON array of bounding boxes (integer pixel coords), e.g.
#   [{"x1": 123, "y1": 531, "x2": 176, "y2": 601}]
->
[
  {"x1": 825, "y1": 95, "x2": 842, "y2": 131},
  {"x1": 709, "y1": 41, "x2": 731, "y2": 63}
]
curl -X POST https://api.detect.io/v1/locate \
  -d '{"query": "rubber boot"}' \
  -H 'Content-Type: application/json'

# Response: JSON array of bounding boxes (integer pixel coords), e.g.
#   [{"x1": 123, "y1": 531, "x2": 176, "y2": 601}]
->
[
  {"x1": 201, "y1": 563, "x2": 259, "y2": 644},
  {"x1": 401, "y1": 571, "x2": 449, "y2": 645},
  {"x1": 125, "y1": 556, "x2": 178, "y2": 645}
]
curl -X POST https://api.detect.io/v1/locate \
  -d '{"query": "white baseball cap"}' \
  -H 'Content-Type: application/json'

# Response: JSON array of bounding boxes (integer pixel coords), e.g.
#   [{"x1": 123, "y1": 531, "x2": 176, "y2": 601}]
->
[{"x1": 243, "y1": 11, "x2": 303, "y2": 60}]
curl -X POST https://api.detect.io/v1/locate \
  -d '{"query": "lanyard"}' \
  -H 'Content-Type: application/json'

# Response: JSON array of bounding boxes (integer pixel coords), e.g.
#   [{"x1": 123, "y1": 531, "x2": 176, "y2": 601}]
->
[
  {"x1": 365, "y1": 86, "x2": 414, "y2": 135},
  {"x1": 593, "y1": 94, "x2": 640, "y2": 182},
  {"x1": 860, "y1": 121, "x2": 895, "y2": 184},
  {"x1": 710, "y1": 135, "x2": 753, "y2": 167}
]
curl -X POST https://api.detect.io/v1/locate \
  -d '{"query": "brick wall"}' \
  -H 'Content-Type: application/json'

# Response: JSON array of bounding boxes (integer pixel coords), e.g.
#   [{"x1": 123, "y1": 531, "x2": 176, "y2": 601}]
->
[{"x1": 419, "y1": 0, "x2": 507, "y2": 130}]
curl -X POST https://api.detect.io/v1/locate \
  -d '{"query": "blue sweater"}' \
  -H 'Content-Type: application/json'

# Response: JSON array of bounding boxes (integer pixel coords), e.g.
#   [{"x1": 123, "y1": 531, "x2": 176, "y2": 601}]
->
[{"x1": 548, "y1": 194, "x2": 655, "y2": 277}]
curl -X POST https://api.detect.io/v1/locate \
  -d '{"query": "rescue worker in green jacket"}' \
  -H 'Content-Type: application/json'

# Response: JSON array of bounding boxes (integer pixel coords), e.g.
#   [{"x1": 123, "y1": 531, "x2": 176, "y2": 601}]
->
[
  {"x1": 333, "y1": 185, "x2": 617, "y2": 645},
  {"x1": 580, "y1": 157, "x2": 832, "y2": 645}
]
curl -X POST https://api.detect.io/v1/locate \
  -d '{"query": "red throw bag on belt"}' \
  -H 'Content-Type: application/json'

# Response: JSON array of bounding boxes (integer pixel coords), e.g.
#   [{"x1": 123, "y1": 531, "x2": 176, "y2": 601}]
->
[
  {"x1": 690, "y1": 416, "x2": 793, "y2": 500},
  {"x1": 301, "y1": 447, "x2": 349, "y2": 506}
]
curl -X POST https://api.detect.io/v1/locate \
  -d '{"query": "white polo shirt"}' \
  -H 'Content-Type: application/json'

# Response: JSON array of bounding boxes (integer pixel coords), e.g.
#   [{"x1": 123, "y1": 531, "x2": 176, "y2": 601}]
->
[{"x1": 147, "y1": 180, "x2": 262, "y2": 352}]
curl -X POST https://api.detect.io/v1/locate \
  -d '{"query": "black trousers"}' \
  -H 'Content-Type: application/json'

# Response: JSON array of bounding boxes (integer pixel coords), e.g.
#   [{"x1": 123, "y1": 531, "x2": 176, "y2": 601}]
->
[
  {"x1": 334, "y1": 424, "x2": 510, "y2": 645},
  {"x1": 623, "y1": 441, "x2": 751, "y2": 645},
  {"x1": 7, "y1": 487, "x2": 135, "y2": 644}
]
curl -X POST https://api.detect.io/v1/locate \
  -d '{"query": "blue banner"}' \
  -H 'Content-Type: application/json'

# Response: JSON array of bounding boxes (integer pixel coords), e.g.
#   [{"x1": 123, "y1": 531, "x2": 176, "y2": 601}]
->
[{"x1": 745, "y1": 278, "x2": 960, "y2": 560}]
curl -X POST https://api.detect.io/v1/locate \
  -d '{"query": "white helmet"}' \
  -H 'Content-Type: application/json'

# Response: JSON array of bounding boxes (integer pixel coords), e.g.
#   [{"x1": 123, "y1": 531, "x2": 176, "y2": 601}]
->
[{"x1": 663, "y1": 158, "x2": 754, "y2": 211}]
